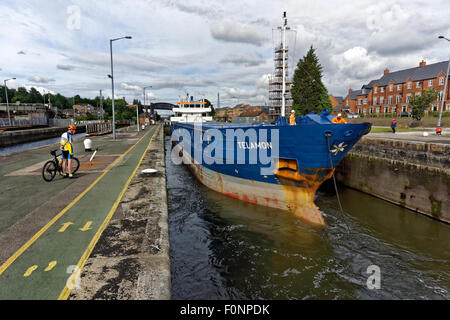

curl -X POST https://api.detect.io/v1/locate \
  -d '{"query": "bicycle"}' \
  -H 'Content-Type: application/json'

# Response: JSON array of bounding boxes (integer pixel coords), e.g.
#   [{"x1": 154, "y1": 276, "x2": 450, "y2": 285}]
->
[{"x1": 42, "y1": 149, "x2": 80, "y2": 182}]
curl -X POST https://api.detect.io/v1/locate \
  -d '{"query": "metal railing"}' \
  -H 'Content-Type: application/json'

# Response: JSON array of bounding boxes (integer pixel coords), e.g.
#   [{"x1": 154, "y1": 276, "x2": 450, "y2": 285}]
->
[{"x1": 85, "y1": 121, "x2": 113, "y2": 135}]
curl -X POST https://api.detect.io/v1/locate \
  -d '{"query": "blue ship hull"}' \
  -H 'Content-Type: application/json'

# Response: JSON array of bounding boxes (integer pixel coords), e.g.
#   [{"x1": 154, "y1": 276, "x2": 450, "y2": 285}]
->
[{"x1": 170, "y1": 113, "x2": 371, "y2": 225}]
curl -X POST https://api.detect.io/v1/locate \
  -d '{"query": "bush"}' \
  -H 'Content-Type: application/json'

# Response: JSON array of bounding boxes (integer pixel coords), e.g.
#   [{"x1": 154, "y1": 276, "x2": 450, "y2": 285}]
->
[
  {"x1": 408, "y1": 120, "x2": 422, "y2": 128},
  {"x1": 430, "y1": 111, "x2": 449, "y2": 117}
]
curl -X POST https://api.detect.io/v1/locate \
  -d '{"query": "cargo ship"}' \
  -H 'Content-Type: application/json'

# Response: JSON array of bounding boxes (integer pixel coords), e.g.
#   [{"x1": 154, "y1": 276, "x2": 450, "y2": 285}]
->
[{"x1": 170, "y1": 14, "x2": 371, "y2": 226}]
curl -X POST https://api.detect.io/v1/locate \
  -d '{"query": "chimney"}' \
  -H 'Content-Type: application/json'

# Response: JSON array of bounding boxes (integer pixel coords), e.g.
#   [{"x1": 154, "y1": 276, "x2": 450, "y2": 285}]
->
[
  {"x1": 384, "y1": 68, "x2": 389, "y2": 75},
  {"x1": 348, "y1": 88, "x2": 353, "y2": 93},
  {"x1": 419, "y1": 60, "x2": 426, "y2": 67}
]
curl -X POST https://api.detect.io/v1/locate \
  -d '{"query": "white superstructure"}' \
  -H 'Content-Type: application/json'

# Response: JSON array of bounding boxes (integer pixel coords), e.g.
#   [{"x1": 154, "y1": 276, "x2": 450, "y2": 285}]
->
[{"x1": 170, "y1": 96, "x2": 212, "y2": 123}]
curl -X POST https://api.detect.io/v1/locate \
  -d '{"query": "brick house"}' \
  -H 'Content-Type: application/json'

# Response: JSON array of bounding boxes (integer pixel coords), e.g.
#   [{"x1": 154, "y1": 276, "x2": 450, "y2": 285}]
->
[
  {"x1": 329, "y1": 95, "x2": 344, "y2": 114},
  {"x1": 343, "y1": 60, "x2": 450, "y2": 116}
]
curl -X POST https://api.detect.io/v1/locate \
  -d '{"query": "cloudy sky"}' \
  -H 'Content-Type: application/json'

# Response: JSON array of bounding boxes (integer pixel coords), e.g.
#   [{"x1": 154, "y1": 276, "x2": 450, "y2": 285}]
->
[{"x1": 1, "y1": 0, "x2": 449, "y2": 107}]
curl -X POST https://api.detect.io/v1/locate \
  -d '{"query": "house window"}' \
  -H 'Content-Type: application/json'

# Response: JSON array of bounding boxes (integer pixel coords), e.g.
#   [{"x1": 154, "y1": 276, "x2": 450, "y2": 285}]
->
[
  {"x1": 396, "y1": 95, "x2": 401, "y2": 104},
  {"x1": 381, "y1": 87, "x2": 384, "y2": 92},
  {"x1": 374, "y1": 87, "x2": 378, "y2": 93},
  {"x1": 376, "y1": 107, "x2": 380, "y2": 113},
  {"x1": 389, "y1": 96, "x2": 393, "y2": 104},
  {"x1": 346, "y1": 100, "x2": 349, "y2": 106},
  {"x1": 380, "y1": 97, "x2": 384, "y2": 104},
  {"x1": 389, "y1": 85, "x2": 393, "y2": 92},
  {"x1": 358, "y1": 99, "x2": 362, "y2": 105},
  {"x1": 407, "y1": 82, "x2": 412, "y2": 89},
  {"x1": 357, "y1": 108, "x2": 361, "y2": 114},
  {"x1": 373, "y1": 97, "x2": 377, "y2": 105},
  {"x1": 439, "y1": 77, "x2": 445, "y2": 85},
  {"x1": 428, "y1": 79, "x2": 433, "y2": 86},
  {"x1": 416, "y1": 82, "x2": 421, "y2": 88},
  {"x1": 438, "y1": 91, "x2": 443, "y2": 101},
  {"x1": 369, "y1": 107, "x2": 373, "y2": 113},
  {"x1": 363, "y1": 99, "x2": 367, "y2": 105},
  {"x1": 398, "y1": 84, "x2": 402, "y2": 91},
  {"x1": 406, "y1": 94, "x2": 412, "y2": 103}
]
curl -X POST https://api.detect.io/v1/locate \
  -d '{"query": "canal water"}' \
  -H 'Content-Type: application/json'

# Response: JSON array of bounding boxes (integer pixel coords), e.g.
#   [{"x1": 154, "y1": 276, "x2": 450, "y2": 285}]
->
[
  {"x1": 0, "y1": 133, "x2": 86, "y2": 156},
  {"x1": 166, "y1": 137, "x2": 450, "y2": 300}
]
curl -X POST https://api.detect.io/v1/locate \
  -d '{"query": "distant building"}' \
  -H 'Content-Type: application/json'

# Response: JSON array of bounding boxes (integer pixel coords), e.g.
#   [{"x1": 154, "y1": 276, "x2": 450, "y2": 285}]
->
[
  {"x1": 343, "y1": 60, "x2": 450, "y2": 116},
  {"x1": 72, "y1": 104, "x2": 104, "y2": 118},
  {"x1": 329, "y1": 95, "x2": 344, "y2": 114},
  {"x1": 214, "y1": 105, "x2": 268, "y2": 122},
  {"x1": 62, "y1": 109, "x2": 75, "y2": 118}
]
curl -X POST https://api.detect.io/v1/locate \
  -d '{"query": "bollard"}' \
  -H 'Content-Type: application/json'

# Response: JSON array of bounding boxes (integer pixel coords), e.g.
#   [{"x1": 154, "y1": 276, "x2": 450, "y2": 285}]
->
[{"x1": 84, "y1": 139, "x2": 92, "y2": 151}]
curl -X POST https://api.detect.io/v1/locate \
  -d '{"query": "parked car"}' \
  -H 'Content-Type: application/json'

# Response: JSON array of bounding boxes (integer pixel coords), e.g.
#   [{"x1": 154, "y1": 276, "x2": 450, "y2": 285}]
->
[
  {"x1": 400, "y1": 111, "x2": 411, "y2": 117},
  {"x1": 346, "y1": 113, "x2": 359, "y2": 118}
]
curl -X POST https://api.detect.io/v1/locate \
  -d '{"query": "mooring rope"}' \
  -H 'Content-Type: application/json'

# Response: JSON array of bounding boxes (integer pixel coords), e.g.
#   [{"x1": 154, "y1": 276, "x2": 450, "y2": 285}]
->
[{"x1": 325, "y1": 133, "x2": 344, "y2": 213}]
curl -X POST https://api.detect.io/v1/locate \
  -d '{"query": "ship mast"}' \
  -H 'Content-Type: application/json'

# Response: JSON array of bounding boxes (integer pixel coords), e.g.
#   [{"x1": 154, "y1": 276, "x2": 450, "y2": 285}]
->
[{"x1": 281, "y1": 12, "x2": 287, "y2": 117}]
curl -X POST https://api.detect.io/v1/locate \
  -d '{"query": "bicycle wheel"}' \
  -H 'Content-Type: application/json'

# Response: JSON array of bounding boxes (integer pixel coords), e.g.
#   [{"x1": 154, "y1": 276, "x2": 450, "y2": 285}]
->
[
  {"x1": 42, "y1": 160, "x2": 57, "y2": 182},
  {"x1": 71, "y1": 157, "x2": 80, "y2": 174}
]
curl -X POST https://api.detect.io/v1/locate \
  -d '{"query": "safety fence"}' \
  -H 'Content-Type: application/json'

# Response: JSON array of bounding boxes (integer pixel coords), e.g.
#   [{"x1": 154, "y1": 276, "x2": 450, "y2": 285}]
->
[{"x1": 85, "y1": 122, "x2": 113, "y2": 135}]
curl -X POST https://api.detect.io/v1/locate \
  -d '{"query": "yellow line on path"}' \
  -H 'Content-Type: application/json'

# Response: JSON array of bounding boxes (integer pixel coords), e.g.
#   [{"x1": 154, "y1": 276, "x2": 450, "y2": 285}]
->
[
  {"x1": 0, "y1": 127, "x2": 154, "y2": 277},
  {"x1": 58, "y1": 125, "x2": 160, "y2": 300}
]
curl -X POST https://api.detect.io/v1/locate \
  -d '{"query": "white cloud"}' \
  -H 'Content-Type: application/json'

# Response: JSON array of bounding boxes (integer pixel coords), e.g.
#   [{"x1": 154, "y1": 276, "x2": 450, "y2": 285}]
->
[
  {"x1": 120, "y1": 83, "x2": 142, "y2": 92},
  {"x1": 211, "y1": 19, "x2": 268, "y2": 46},
  {"x1": 1, "y1": 0, "x2": 450, "y2": 103},
  {"x1": 28, "y1": 75, "x2": 55, "y2": 83},
  {"x1": 56, "y1": 64, "x2": 75, "y2": 71}
]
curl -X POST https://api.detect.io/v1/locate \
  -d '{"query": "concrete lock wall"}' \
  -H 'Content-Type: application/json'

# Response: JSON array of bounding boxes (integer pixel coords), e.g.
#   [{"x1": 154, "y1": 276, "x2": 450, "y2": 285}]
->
[{"x1": 336, "y1": 137, "x2": 450, "y2": 224}]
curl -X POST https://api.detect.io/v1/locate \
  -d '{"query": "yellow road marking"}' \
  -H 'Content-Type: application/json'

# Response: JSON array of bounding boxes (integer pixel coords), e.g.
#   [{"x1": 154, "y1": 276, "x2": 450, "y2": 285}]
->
[
  {"x1": 58, "y1": 125, "x2": 160, "y2": 300},
  {"x1": 0, "y1": 128, "x2": 154, "y2": 277},
  {"x1": 79, "y1": 221, "x2": 92, "y2": 232},
  {"x1": 58, "y1": 222, "x2": 74, "y2": 233},
  {"x1": 44, "y1": 261, "x2": 57, "y2": 272},
  {"x1": 24, "y1": 265, "x2": 38, "y2": 277}
]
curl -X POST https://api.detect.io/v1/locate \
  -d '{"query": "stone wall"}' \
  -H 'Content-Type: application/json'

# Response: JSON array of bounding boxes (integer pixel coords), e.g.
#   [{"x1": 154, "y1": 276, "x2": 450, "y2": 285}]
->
[{"x1": 336, "y1": 137, "x2": 450, "y2": 223}]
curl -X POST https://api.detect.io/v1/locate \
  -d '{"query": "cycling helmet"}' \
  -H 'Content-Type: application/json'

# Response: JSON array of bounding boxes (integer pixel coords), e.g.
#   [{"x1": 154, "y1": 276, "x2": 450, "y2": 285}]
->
[{"x1": 68, "y1": 125, "x2": 77, "y2": 130}]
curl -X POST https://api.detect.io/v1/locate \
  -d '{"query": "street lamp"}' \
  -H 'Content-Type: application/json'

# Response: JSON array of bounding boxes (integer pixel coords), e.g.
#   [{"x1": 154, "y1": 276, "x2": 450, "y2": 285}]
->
[
  {"x1": 437, "y1": 36, "x2": 450, "y2": 134},
  {"x1": 3, "y1": 77, "x2": 16, "y2": 126},
  {"x1": 110, "y1": 36, "x2": 132, "y2": 140},
  {"x1": 143, "y1": 86, "x2": 152, "y2": 131}
]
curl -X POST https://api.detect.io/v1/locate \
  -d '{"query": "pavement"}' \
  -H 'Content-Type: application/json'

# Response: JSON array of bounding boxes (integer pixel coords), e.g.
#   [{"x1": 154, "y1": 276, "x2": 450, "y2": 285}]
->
[
  {"x1": 0, "y1": 124, "x2": 163, "y2": 299},
  {"x1": 367, "y1": 128, "x2": 450, "y2": 145}
]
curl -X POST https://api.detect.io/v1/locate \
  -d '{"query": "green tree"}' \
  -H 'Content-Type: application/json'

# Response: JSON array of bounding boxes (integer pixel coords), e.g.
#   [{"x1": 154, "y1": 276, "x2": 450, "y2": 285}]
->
[
  {"x1": 12, "y1": 87, "x2": 29, "y2": 103},
  {"x1": 204, "y1": 98, "x2": 215, "y2": 116},
  {"x1": 291, "y1": 45, "x2": 332, "y2": 115},
  {"x1": 29, "y1": 87, "x2": 43, "y2": 103},
  {"x1": 409, "y1": 89, "x2": 438, "y2": 121}
]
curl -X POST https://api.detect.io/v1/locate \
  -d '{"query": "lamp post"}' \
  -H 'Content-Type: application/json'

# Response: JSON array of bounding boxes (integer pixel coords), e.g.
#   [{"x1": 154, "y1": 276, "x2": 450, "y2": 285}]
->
[
  {"x1": 110, "y1": 36, "x2": 132, "y2": 140},
  {"x1": 3, "y1": 77, "x2": 16, "y2": 126},
  {"x1": 437, "y1": 36, "x2": 450, "y2": 132},
  {"x1": 143, "y1": 86, "x2": 152, "y2": 131}
]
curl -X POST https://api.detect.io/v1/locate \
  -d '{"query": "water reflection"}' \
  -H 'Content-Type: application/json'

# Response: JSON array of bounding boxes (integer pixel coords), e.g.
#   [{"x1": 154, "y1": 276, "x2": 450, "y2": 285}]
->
[{"x1": 167, "y1": 137, "x2": 450, "y2": 300}]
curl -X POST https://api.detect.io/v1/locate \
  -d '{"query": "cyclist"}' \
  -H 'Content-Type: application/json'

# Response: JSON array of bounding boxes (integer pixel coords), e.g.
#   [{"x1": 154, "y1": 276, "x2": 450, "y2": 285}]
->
[{"x1": 60, "y1": 125, "x2": 76, "y2": 178}]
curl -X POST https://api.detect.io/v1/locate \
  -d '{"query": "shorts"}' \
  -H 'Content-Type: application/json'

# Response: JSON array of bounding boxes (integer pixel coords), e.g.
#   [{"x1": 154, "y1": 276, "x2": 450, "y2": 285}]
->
[{"x1": 62, "y1": 150, "x2": 73, "y2": 160}]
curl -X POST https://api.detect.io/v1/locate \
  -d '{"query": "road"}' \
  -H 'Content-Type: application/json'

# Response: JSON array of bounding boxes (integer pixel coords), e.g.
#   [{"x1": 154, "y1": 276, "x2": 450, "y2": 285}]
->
[{"x1": 0, "y1": 125, "x2": 159, "y2": 299}]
